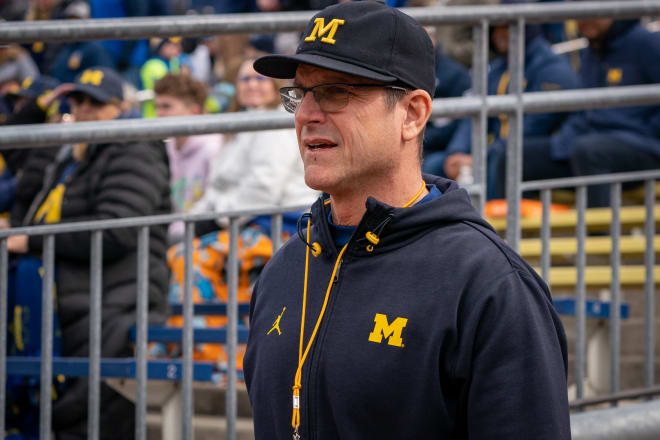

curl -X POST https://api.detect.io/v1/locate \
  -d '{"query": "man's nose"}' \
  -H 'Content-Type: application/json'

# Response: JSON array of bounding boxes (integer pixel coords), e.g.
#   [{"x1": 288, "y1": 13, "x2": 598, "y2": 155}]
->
[{"x1": 294, "y1": 91, "x2": 325, "y2": 125}]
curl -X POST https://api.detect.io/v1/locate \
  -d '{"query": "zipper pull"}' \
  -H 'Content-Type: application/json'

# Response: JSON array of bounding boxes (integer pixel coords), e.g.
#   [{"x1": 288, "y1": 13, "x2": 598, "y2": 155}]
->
[{"x1": 333, "y1": 260, "x2": 343, "y2": 284}]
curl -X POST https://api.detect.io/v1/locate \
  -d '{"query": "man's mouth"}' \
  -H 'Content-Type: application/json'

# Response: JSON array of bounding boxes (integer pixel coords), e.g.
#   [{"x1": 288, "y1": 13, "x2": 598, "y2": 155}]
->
[{"x1": 308, "y1": 142, "x2": 337, "y2": 151}]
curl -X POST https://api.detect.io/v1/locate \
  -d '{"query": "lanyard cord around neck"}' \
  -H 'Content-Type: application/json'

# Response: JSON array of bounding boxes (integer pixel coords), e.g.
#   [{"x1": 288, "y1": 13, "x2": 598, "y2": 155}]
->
[{"x1": 291, "y1": 179, "x2": 426, "y2": 438}]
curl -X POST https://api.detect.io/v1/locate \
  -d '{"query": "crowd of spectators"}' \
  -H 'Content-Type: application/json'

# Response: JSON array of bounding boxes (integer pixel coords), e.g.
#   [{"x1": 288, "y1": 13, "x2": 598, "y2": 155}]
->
[{"x1": 2, "y1": 0, "x2": 660, "y2": 437}]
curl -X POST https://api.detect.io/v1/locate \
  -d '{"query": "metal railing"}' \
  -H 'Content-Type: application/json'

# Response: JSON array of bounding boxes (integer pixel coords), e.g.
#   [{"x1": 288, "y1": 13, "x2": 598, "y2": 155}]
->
[
  {"x1": 2, "y1": 1, "x2": 660, "y2": 439},
  {"x1": 522, "y1": 170, "x2": 660, "y2": 401},
  {"x1": 0, "y1": 205, "x2": 309, "y2": 440}
]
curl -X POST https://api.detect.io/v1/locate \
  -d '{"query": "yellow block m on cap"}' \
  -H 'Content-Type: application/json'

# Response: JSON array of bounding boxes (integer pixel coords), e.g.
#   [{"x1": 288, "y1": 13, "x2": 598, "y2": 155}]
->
[{"x1": 304, "y1": 18, "x2": 345, "y2": 45}]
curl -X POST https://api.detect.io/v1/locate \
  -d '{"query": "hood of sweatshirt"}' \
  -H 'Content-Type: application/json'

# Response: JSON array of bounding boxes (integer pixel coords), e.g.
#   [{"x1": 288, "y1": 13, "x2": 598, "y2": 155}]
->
[{"x1": 304, "y1": 174, "x2": 493, "y2": 259}]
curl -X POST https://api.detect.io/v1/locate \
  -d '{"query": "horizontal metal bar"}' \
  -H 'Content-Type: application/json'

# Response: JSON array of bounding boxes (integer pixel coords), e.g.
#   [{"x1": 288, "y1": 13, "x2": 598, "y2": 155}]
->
[
  {"x1": 0, "y1": 204, "x2": 312, "y2": 237},
  {"x1": 127, "y1": 326, "x2": 250, "y2": 344},
  {"x1": 169, "y1": 303, "x2": 251, "y2": 315},
  {"x1": 0, "y1": 110, "x2": 293, "y2": 149},
  {"x1": 2, "y1": 84, "x2": 660, "y2": 149},
  {"x1": 435, "y1": 84, "x2": 660, "y2": 119},
  {"x1": 571, "y1": 398, "x2": 660, "y2": 440},
  {"x1": 570, "y1": 385, "x2": 660, "y2": 410},
  {"x1": 521, "y1": 169, "x2": 660, "y2": 191},
  {"x1": 1, "y1": 1, "x2": 658, "y2": 43},
  {"x1": 7, "y1": 357, "x2": 215, "y2": 381}
]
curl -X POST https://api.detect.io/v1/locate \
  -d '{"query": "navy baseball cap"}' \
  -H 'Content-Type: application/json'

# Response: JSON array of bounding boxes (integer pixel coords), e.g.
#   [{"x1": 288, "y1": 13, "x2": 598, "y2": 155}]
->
[
  {"x1": 67, "y1": 67, "x2": 124, "y2": 104},
  {"x1": 253, "y1": 1, "x2": 435, "y2": 97}
]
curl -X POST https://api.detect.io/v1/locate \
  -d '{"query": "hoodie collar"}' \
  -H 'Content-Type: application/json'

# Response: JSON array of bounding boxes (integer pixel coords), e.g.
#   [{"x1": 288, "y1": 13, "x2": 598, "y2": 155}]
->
[{"x1": 307, "y1": 175, "x2": 493, "y2": 259}]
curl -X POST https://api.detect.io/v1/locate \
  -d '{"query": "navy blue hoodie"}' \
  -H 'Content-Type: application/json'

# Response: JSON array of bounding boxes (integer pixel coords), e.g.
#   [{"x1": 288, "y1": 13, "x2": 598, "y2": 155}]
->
[{"x1": 244, "y1": 175, "x2": 570, "y2": 439}]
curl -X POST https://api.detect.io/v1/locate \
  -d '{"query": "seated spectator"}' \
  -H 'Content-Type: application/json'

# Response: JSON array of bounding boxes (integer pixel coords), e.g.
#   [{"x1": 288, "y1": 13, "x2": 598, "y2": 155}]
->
[
  {"x1": 6, "y1": 66, "x2": 170, "y2": 439},
  {"x1": 550, "y1": 14, "x2": 660, "y2": 207},
  {"x1": 48, "y1": 2, "x2": 115, "y2": 82},
  {"x1": 140, "y1": 37, "x2": 192, "y2": 118},
  {"x1": 154, "y1": 73, "x2": 223, "y2": 243},
  {"x1": 431, "y1": 0, "x2": 579, "y2": 199}
]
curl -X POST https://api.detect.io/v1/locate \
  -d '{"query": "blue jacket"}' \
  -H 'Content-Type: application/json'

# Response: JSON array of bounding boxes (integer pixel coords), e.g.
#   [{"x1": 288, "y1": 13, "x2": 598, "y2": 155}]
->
[
  {"x1": 48, "y1": 42, "x2": 114, "y2": 83},
  {"x1": 552, "y1": 21, "x2": 660, "y2": 160},
  {"x1": 245, "y1": 175, "x2": 570, "y2": 439},
  {"x1": 437, "y1": 36, "x2": 579, "y2": 175}
]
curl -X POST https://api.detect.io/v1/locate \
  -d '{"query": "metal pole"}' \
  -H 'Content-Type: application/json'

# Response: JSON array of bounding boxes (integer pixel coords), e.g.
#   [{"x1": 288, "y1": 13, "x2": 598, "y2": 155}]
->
[
  {"x1": 3, "y1": 85, "x2": 660, "y2": 149},
  {"x1": 135, "y1": 227, "x2": 150, "y2": 440},
  {"x1": 644, "y1": 179, "x2": 656, "y2": 388},
  {"x1": 226, "y1": 219, "x2": 239, "y2": 440},
  {"x1": 610, "y1": 183, "x2": 621, "y2": 398},
  {"x1": 0, "y1": 238, "x2": 7, "y2": 438},
  {"x1": 40, "y1": 235, "x2": 55, "y2": 440},
  {"x1": 505, "y1": 18, "x2": 525, "y2": 251},
  {"x1": 271, "y1": 214, "x2": 284, "y2": 253},
  {"x1": 2, "y1": 2, "x2": 660, "y2": 44},
  {"x1": 471, "y1": 19, "x2": 489, "y2": 214},
  {"x1": 575, "y1": 186, "x2": 587, "y2": 400},
  {"x1": 182, "y1": 222, "x2": 195, "y2": 440},
  {"x1": 88, "y1": 231, "x2": 103, "y2": 440},
  {"x1": 541, "y1": 189, "x2": 551, "y2": 282}
]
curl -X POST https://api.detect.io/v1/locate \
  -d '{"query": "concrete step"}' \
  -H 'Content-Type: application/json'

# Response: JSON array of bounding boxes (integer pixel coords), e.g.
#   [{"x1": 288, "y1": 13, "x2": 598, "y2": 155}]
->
[{"x1": 146, "y1": 413, "x2": 254, "y2": 440}]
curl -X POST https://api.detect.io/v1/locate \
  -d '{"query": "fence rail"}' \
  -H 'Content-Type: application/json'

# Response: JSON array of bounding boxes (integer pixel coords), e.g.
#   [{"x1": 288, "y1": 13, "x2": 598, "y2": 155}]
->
[
  {"x1": 2, "y1": 84, "x2": 660, "y2": 149},
  {"x1": 1, "y1": 1, "x2": 660, "y2": 43}
]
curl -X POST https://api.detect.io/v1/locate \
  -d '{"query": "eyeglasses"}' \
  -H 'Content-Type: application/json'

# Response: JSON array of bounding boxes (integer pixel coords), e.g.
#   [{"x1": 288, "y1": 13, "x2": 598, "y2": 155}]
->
[
  {"x1": 279, "y1": 83, "x2": 409, "y2": 114},
  {"x1": 68, "y1": 92, "x2": 104, "y2": 107}
]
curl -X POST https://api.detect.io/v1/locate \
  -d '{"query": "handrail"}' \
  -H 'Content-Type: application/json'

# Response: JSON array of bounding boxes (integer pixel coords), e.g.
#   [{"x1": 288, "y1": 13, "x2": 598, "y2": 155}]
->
[
  {"x1": 2, "y1": 84, "x2": 660, "y2": 149},
  {"x1": 1, "y1": 1, "x2": 659, "y2": 43},
  {"x1": 0, "y1": 203, "x2": 312, "y2": 238}
]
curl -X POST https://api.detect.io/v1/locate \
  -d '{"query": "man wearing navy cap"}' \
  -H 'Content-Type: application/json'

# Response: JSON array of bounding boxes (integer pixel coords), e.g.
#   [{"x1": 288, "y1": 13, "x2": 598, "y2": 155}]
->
[{"x1": 244, "y1": 2, "x2": 570, "y2": 439}]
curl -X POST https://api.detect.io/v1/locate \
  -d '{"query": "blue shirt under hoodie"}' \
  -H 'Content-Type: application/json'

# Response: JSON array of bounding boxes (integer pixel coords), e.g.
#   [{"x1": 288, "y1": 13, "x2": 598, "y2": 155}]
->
[{"x1": 244, "y1": 174, "x2": 570, "y2": 439}]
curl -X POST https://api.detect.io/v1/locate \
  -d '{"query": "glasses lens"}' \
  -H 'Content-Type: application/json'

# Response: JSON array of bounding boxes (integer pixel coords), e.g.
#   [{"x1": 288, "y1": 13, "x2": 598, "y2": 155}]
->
[
  {"x1": 280, "y1": 87, "x2": 302, "y2": 114},
  {"x1": 315, "y1": 85, "x2": 349, "y2": 112}
]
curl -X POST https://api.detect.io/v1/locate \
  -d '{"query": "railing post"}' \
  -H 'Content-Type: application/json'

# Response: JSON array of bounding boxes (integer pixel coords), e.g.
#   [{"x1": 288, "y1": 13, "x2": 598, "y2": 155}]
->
[
  {"x1": 610, "y1": 183, "x2": 622, "y2": 399},
  {"x1": 40, "y1": 235, "x2": 55, "y2": 440},
  {"x1": 644, "y1": 179, "x2": 656, "y2": 389},
  {"x1": 135, "y1": 227, "x2": 150, "y2": 440},
  {"x1": 88, "y1": 230, "x2": 103, "y2": 440},
  {"x1": 505, "y1": 18, "x2": 525, "y2": 251},
  {"x1": 541, "y1": 188, "x2": 551, "y2": 282},
  {"x1": 575, "y1": 186, "x2": 587, "y2": 401},
  {"x1": 227, "y1": 219, "x2": 239, "y2": 440},
  {"x1": 271, "y1": 213, "x2": 284, "y2": 253},
  {"x1": 0, "y1": 238, "x2": 7, "y2": 438},
  {"x1": 471, "y1": 19, "x2": 489, "y2": 214},
  {"x1": 182, "y1": 222, "x2": 195, "y2": 440}
]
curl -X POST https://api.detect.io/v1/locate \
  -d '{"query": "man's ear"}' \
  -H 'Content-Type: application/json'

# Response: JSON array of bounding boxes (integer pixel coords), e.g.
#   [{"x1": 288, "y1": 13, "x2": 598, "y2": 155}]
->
[{"x1": 401, "y1": 90, "x2": 432, "y2": 143}]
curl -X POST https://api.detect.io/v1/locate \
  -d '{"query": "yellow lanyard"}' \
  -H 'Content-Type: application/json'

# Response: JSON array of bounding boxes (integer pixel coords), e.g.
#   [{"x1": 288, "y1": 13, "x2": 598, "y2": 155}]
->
[{"x1": 291, "y1": 180, "x2": 426, "y2": 439}]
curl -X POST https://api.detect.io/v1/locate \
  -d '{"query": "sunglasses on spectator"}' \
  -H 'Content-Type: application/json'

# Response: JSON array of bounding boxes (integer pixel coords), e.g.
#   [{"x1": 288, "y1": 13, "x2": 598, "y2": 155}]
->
[
  {"x1": 238, "y1": 74, "x2": 270, "y2": 83},
  {"x1": 279, "y1": 83, "x2": 409, "y2": 114},
  {"x1": 68, "y1": 92, "x2": 105, "y2": 107}
]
